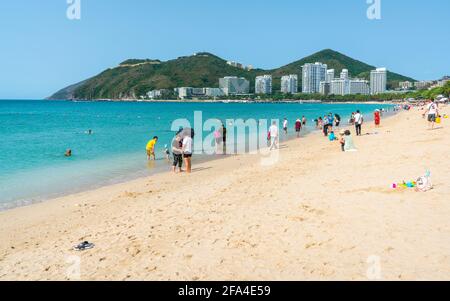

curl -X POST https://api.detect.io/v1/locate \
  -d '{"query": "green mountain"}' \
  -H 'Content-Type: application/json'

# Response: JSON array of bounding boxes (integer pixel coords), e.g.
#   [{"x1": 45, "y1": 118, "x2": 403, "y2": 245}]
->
[{"x1": 48, "y1": 49, "x2": 415, "y2": 100}]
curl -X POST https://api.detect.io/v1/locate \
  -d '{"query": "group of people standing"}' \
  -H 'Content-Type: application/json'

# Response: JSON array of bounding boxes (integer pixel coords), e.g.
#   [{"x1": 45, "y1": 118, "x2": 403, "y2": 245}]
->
[
  {"x1": 146, "y1": 128, "x2": 194, "y2": 174},
  {"x1": 146, "y1": 124, "x2": 228, "y2": 174}
]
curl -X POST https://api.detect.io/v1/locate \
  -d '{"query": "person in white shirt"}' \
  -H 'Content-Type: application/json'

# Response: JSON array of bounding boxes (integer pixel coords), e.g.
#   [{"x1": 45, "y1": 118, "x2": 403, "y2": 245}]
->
[
  {"x1": 424, "y1": 100, "x2": 439, "y2": 129},
  {"x1": 354, "y1": 110, "x2": 363, "y2": 136},
  {"x1": 283, "y1": 118, "x2": 288, "y2": 135},
  {"x1": 269, "y1": 121, "x2": 279, "y2": 150},
  {"x1": 182, "y1": 135, "x2": 193, "y2": 173}
]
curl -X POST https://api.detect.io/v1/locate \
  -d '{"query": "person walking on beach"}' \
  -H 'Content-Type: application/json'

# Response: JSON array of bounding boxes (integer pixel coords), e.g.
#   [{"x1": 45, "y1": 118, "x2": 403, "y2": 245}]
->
[
  {"x1": 172, "y1": 135, "x2": 183, "y2": 173},
  {"x1": 269, "y1": 121, "x2": 279, "y2": 150},
  {"x1": 354, "y1": 110, "x2": 363, "y2": 136},
  {"x1": 146, "y1": 136, "x2": 158, "y2": 161},
  {"x1": 374, "y1": 110, "x2": 381, "y2": 128},
  {"x1": 283, "y1": 118, "x2": 288, "y2": 135},
  {"x1": 295, "y1": 118, "x2": 302, "y2": 138},
  {"x1": 424, "y1": 99, "x2": 439, "y2": 130},
  {"x1": 182, "y1": 134, "x2": 193, "y2": 173},
  {"x1": 302, "y1": 116, "x2": 307, "y2": 127}
]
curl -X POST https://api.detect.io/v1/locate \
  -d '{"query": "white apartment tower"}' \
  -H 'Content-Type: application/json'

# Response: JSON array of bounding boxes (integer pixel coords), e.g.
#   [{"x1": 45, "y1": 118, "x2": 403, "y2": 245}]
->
[
  {"x1": 255, "y1": 75, "x2": 273, "y2": 94},
  {"x1": 340, "y1": 69, "x2": 349, "y2": 80},
  {"x1": 326, "y1": 69, "x2": 335, "y2": 83},
  {"x1": 281, "y1": 74, "x2": 298, "y2": 94},
  {"x1": 370, "y1": 68, "x2": 387, "y2": 95},
  {"x1": 219, "y1": 76, "x2": 250, "y2": 96},
  {"x1": 302, "y1": 62, "x2": 327, "y2": 93}
]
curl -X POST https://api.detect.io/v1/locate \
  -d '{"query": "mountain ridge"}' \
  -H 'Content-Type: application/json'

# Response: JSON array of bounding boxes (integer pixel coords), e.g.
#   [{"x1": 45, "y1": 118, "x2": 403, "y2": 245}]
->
[{"x1": 48, "y1": 49, "x2": 416, "y2": 100}]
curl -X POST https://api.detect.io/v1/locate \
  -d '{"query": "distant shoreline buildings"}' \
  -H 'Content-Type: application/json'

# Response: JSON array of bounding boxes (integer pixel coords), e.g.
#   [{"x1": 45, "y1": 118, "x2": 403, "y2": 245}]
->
[
  {"x1": 144, "y1": 57, "x2": 445, "y2": 100},
  {"x1": 255, "y1": 75, "x2": 273, "y2": 95}
]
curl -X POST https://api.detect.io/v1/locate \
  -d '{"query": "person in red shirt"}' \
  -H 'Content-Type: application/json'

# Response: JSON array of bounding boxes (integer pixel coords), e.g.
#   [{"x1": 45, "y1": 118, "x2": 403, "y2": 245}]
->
[{"x1": 374, "y1": 110, "x2": 381, "y2": 128}]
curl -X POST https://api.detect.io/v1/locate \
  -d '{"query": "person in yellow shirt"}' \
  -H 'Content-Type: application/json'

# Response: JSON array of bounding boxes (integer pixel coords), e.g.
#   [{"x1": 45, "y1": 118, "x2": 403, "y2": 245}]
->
[{"x1": 146, "y1": 136, "x2": 158, "y2": 161}]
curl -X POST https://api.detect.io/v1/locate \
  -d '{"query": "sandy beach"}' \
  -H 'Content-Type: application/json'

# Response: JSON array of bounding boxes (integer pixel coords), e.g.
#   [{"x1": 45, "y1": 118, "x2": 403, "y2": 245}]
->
[{"x1": 0, "y1": 106, "x2": 449, "y2": 281}]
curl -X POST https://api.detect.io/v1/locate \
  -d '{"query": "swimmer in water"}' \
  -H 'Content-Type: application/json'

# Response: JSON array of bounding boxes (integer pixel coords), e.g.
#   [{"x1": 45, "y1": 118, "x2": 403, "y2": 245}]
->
[{"x1": 65, "y1": 149, "x2": 72, "y2": 157}]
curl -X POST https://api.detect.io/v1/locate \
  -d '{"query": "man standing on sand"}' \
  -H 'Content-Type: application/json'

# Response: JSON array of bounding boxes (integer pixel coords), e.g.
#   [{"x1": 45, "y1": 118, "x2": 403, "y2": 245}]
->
[
  {"x1": 424, "y1": 99, "x2": 439, "y2": 130},
  {"x1": 354, "y1": 110, "x2": 363, "y2": 136},
  {"x1": 269, "y1": 121, "x2": 279, "y2": 150}
]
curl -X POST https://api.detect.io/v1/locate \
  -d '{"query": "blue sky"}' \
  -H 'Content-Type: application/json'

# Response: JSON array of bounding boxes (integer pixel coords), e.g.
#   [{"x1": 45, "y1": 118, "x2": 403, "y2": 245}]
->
[{"x1": 0, "y1": 0, "x2": 448, "y2": 99}]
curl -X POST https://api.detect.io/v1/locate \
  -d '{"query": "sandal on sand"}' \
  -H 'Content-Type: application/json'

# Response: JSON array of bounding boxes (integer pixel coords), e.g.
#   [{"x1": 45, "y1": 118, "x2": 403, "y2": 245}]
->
[{"x1": 73, "y1": 241, "x2": 95, "y2": 251}]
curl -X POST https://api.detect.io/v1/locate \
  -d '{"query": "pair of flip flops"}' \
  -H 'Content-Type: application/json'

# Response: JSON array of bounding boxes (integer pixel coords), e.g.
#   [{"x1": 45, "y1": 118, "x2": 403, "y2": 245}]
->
[{"x1": 73, "y1": 241, "x2": 95, "y2": 251}]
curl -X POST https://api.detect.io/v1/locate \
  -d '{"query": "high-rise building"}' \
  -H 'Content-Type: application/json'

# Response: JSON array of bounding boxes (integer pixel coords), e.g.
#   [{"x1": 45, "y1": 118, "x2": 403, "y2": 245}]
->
[
  {"x1": 370, "y1": 68, "x2": 387, "y2": 95},
  {"x1": 340, "y1": 69, "x2": 349, "y2": 80},
  {"x1": 219, "y1": 76, "x2": 250, "y2": 95},
  {"x1": 326, "y1": 69, "x2": 335, "y2": 83},
  {"x1": 330, "y1": 79, "x2": 350, "y2": 96},
  {"x1": 319, "y1": 81, "x2": 331, "y2": 95},
  {"x1": 281, "y1": 74, "x2": 298, "y2": 94},
  {"x1": 349, "y1": 79, "x2": 370, "y2": 95},
  {"x1": 255, "y1": 75, "x2": 273, "y2": 94},
  {"x1": 302, "y1": 62, "x2": 327, "y2": 93}
]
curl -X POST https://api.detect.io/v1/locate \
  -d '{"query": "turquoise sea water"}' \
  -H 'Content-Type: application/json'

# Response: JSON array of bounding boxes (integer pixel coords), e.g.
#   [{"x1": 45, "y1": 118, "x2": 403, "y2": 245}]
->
[{"x1": 0, "y1": 100, "x2": 393, "y2": 209}]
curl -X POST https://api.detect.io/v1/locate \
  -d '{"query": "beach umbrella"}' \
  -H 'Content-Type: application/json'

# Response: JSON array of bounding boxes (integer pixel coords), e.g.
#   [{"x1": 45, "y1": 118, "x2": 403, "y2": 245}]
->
[{"x1": 177, "y1": 127, "x2": 195, "y2": 138}]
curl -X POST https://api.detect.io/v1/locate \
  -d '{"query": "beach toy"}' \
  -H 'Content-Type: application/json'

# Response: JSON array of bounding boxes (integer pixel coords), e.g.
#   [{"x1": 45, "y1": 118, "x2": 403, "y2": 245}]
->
[
  {"x1": 435, "y1": 117, "x2": 441, "y2": 124},
  {"x1": 392, "y1": 181, "x2": 417, "y2": 189}
]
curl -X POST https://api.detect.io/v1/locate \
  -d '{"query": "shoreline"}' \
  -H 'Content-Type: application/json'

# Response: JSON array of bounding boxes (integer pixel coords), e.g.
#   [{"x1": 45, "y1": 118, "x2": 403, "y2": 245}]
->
[{"x1": 0, "y1": 107, "x2": 397, "y2": 212}]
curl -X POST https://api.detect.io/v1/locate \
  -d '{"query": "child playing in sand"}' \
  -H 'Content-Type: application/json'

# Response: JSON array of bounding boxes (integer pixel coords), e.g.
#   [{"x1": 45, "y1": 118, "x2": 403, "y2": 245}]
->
[
  {"x1": 146, "y1": 136, "x2": 158, "y2": 161},
  {"x1": 164, "y1": 144, "x2": 170, "y2": 162},
  {"x1": 328, "y1": 131, "x2": 337, "y2": 141}
]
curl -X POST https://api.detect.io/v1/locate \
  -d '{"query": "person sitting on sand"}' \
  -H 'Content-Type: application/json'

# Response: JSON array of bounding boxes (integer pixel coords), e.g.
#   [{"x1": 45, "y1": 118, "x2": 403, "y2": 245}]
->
[
  {"x1": 65, "y1": 149, "x2": 72, "y2": 157},
  {"x1": 295, "y1": 119, "x2": 302, "y2": 138},
  {"x1": 343, "y1": 130, "x2": 357, "y2": 152},
  {"x1": 328, "y1": 131, "x2": 337, "y2": 142},
  {"x1": 146, "y1": 136, "x2": 158, "y2": 161}
]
